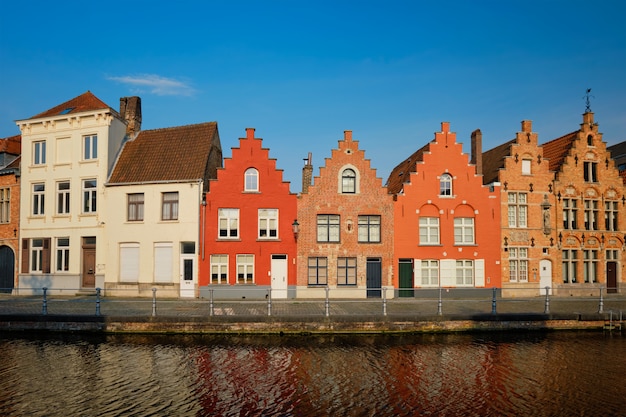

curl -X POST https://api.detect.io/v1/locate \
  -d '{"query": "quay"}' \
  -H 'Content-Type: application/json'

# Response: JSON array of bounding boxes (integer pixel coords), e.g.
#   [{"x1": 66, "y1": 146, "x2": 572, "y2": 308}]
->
[{"x1": 0, "y1": 293, "x2": 624, "y2": 334}]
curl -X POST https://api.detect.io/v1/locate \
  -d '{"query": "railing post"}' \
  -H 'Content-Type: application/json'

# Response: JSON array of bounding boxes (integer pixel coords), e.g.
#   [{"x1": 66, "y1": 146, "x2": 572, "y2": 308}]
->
[
  {"x1": 544, "y1": 286, "x2": 550, "y2": 314},
  {"x1": 95, "y1": 287, "x2": 101, "y2": 316},
  {"x1": 437, "y1": 287, "x2": 443, "y2": 316},
  {"x1": 267, "y1": 288, "x2": 272, "y2": 316},
  {"x1": 598, "y1": 286, "x2": 604, "y2": 314},
  {"x1": 209, "y1": 288, "x2": 214, "y2": 316},
  {"x1": 382, "y1": 287, "x2": 387, "y2": 316},
  {"x1": 42, "y1": 287, "x2": 48, "y2": 316},
  {"x1": 325, "y1": 286, "x2": 330, "y2": 317},
  {"x1": 152, "y1": 288, "x2": 157, "y2": 317},
  {"x1": 491, "y1": 287, "x2": 497, "y2": 315}
]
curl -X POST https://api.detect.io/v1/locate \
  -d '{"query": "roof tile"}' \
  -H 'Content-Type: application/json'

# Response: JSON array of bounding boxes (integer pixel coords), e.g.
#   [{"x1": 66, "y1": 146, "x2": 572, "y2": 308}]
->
[
  {"x1": 30, "y1": 91, "x2": 111, "y2": 119},
  {"x1": 386, "y1": 142, "x2": 430, "y2": 195}
]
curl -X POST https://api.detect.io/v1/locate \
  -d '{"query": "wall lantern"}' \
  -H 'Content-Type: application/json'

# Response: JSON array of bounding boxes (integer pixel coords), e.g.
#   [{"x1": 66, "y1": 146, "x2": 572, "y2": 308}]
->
[{"x1": 292, "y1": 220, "x2": 300, "y2": 240}]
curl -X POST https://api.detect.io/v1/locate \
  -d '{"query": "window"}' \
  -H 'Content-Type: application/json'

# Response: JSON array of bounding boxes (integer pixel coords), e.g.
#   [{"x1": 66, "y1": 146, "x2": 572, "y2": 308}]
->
[
  {"x1": 607, "y1": 249, "x2": 619, "y2": 261},
  {"x1": 419, "y1": 217, "x2": 440, "y2": 245},
  {"x1": 154, "y1": 243, "x2": 173, "y2": 283},
  {"x1": 583, "y1": 162, "x2": 597, "y2": 182},
  {"x1": 583, "y1": 250, "x2": 598, "y2": 283},
  {"x1": 421, "y1": 260, "x2": 439, "y2": 286},
  {"x1": 258, "y1": 209, "x2": 278, "y2": 238},
  {"x1": 33, "y1": 183, "x2": 45, "y2": 216},
  {"x1": 82, "y1": 179, "x2": 97, "y2": 213},
  {"x1": 440, "y1": 174, "x2": 452, "y2": 196},
  {"x1": 161, "y1": 192, "x2": 178, "y2": 220},
  {"x1": 0, "y1": 188, "x2": 9, "y2": 223},
  {"x1": 244, "y1": 168, "x2": 258, "y2": 192},
  {"x1": 317, "y1": 214, "x2": 340, "y2": 242},
  {"x1": 562, "y1": 249, "x2": 578, "y2": 283},
  {"x1": 563, "y1": 199, "x2": 578, "y2": 230},
  {"x1": 120, "y1": 243, "x2": 140, "y2": 282},
  {"x1": 308, "y1": 257, "x2": 328, "y2": 285},
  {"x1": 341, "y1": 169, "x2": 356, "y2": 193},
  {"x1": 31, "y1": 239, "x2": 44, "y2": 273},
  {"x1": 456, "y1": 260, "x2": 474, "y2": 286},
  {"x1": 605, "y1": 201, "x2": 618, "y2": 231},
  {"x1": 507, "y1": 193, "x2": 527, "y2": 228},
  {"x1": 454, "y1": 218, "x2": 475, "y2": 244},
  {"x1": 236, "y1": 254, "x2": 254, "y2": 284},
  {"x1": 587, "y1": 134, "x2": 594, "y2": 146},
  {"x1": 33, "y1": 141, "x2": 46, "y2": 165},
  {"x1": 83, "y1": 135, "x2": 98, "y2": 160},
  {"x1": 337, "y1": 257, "x2": 357, "y2": 286},
  {"x1": 218, "y1": 208, "x2": 239, "y2": 238},
  {"x1": 584, "y1": 199, "x2": 598, "y2": 230},
  {"x1": 56, "y1": 181, "x2": 70, "y2": 215},
  {"x1": 22, "y1": 238, "x2": 50, "y2": 273},
  {"x1": 56, "y1": 238, "x2": 69, "y2": 272},
  {"x1": 210, "y1": 254, "x2": 229, "y2": 284},
  {"x1": 358, "y1": 215, "x2": 381, "y2": 243},
  {"x1": 508, "y1": 247, "x2": 528, "y2": 282},
  {"x1": 521, "y1": 159, "x2": 531, "y2": 175},
  {"x1": 127, "y1": 193, "x2": 144, "y2": 221}
]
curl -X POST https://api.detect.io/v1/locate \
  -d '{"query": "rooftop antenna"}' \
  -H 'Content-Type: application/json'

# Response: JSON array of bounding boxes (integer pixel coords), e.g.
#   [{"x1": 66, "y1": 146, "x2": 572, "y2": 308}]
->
[{"x1": 584, "y1": 88, "x2": 594, "y2": 112}]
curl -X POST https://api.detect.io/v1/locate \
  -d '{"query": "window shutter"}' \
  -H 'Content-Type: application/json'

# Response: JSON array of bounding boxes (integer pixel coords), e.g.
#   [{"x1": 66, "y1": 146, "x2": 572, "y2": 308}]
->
[
  {"x1": 413, "y1": 259, "x2": 422, "y2": 287},
  {"x1": 21, "y1": 239, "x2": 29, "y2": 273},
  {"x1": 42, "y1": 238, "x2": 51, "y2": 273},
  {"x1": 474, "y1": 259, "x2": 485, "y2": 287},
  {"x1": 440, "y1": 260, "x2": 455, "y2": 287}
]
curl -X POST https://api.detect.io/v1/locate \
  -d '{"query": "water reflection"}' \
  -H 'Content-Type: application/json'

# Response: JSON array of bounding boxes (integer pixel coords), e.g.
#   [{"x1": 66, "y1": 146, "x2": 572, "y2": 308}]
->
[{"x1": 0, "y1": 331, "x2": 624, "y2": 416}]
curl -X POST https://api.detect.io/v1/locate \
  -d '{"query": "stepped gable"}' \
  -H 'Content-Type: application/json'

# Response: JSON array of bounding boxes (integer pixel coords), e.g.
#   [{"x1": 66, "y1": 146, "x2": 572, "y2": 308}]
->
[
  {"x1": 481, "y1": 138, "x2": 515, "y2": 185},
  {"x1": 386, "y1": 142, "x2": 430, "y2": 195},
  {"x1": 30, "y1": 91, "x2": 111, "y2": 119},
  {"x1": 541, "y1": 131, "x2": 577, "y2": 172},
  {"x1": 0, "y1": 135, "x2": 21, "y2": 154},
  {"x1": 109, "y1": 122, "x2": 218, "y2": 184}
]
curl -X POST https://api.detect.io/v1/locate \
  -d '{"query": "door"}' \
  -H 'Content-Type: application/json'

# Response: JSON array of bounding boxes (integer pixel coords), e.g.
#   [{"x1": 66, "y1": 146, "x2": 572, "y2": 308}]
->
[
  {"x1": 0, "y1": 246, "x2": 15, "y2": 293},
  {"x1": 539, "y1": 259, "x2": 552, "y2": 296},
  {"x1": 271, "y1": 254, "x2": 288, "y2": 299},
  {"x1": 81, "y1": 238, "x2": 96, "y2": 288},
  {"x1": 607, "y1": 261, "x2": 617, "y2": 294},
  {"x1": 366, "y1": 258, "x2": 382, "y2": 298},
  {"x1": 180, "y1": 255, "x2": 195, "y2": 298},
  {"x1": 399, "y1": 259, "x2": 414, "y2": 297}
]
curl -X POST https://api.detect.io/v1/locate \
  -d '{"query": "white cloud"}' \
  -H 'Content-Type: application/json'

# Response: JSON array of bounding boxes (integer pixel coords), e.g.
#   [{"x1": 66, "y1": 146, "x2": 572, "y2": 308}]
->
[{"x1": 107, "y1": 74, "x2": 196, "y2": 96}]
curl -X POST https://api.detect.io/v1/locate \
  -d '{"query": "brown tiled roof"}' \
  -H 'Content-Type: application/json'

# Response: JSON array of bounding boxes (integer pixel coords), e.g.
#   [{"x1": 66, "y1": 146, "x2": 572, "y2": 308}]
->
[
  {"x1": 542, "y1": 131, "x2": 577, "y2": 172},
  {"x1": 481, "y1": 138, "x2": 515, "y2": 185},
  {"x1": 386, "y1": 142, "x2": 431, "y2": 195},
  {"x1": 108, "y1": 122, "x2": 219, "y2": 184},
  {"x1": 30, "y1": 91, "x2": 111, "y2": 119},
  {"x1": 0, "y1": 134, "x2": 21, "y2": 155}
]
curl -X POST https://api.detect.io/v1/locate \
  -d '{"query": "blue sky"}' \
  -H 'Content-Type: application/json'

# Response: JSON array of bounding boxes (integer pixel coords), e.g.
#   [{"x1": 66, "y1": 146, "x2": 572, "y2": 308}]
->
[{"x1": 1, "y1": 0, "x2": 625, "y2": 192}]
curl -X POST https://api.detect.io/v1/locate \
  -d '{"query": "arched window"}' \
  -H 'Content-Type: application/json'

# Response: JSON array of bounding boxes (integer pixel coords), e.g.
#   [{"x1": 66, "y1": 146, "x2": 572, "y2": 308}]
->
[
  {"x1": 341, "y1": 169, "x2": 356, "y2": 193},
  {"x1": 440, "y1": 173, "x2": 452, "y2": 196},
  {"x1": 244, "y1": 168, "x2": 258, "y2": 192}
]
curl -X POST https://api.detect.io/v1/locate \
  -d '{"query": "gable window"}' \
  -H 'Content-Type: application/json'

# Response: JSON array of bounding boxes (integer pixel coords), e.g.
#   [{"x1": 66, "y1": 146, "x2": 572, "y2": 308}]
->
[
  {"x1": 56, "y1": 181, "x2": 70, "y2": 215},
  {"x1": 583, "y1": 250, "x2": 598, "y2": 283},
  {"x1": 236, "y1": 254, "x2": 254, "y2": 284},
  {"x1": 421, "y1": 260, "x2": 439, "y2": 286},
  {"x1": 521, "y1": 159, "x2": 531, "y2": 175},
  {"x1": 454, "y1": 218, "x2": 475, "y2": 244},
  {"x1": 358, "y1": 215, "x2": 381, "y2": 243},
  {"x1": 128, "y1": 193, "x2": 144, "y2": 221},
  {"x1": 82, "y1": 179, "x2": 97, "y2": 213},
  {"x1": 317, "y1": 214, "x2": 340, "y2": 242},
  {"x1": 0, "y1": 188, "x2": 9, "y2": 223},
  {"x1": 419, "y1": 217, "x2": 440, "y2": 245},
  {"x1": 161, "y1": 192, "x2": 178, "y2": 220},
  {"x1": 56, "y1": 237, "x2": 70, "y2": 272},
  {"x1": 562, "y1": 249, "x2": 578, "y2": 283},
  {"x1": 583, "y1": 162, "x2": 597, "y2": 182},
  {"x1": 563, "y1": 198, "x2": 578, "y2": 230},
  {"x1": 258, "y1": 209, "x2": 278, "y2": 238},
  {"x1": 83, "y1": 135, "x2": 98, "y2": 160},
  {"x1": 337, "y1": 257, "x2": 357, "y2": 286},
  {"x1": 456, "y1": 260, "x2": 474, "y2": 286},
  {"x1": 218, "y1": 208, "x2": 239, "y2": 238},
  {"x1": 33, "y1": 183, "x2": 45, "y2": 216},
  {"x1": 584, "y1": 199, "x2": 598, "y2": 230},
  {"x1": 211, "y1": 254, "x2": 229, "y2": 284},
  {"x1": 605, "y1": 201, "x2": 618, "y2": 231},
  {"x1": 587, "y1": 134, "x2": 594, "y2": 146},
  {"x1": 244, "y1": 168, "x2": 259, "y2": 192},
  {"x1": 33, "y1": 140, "x2": 46, "y2": 165},
  {"x1": 308, "y1": 257, "x2": 328, "y2": 285},
  {"x1": 440, "y1": 173, "x2": 452, "y2": 196},
  {"x1": 341, "y1": 169, "x2": 356, "y2": 194},
  {"x1": 508, "y1": 247, "x2": 528, "y2": 282}
]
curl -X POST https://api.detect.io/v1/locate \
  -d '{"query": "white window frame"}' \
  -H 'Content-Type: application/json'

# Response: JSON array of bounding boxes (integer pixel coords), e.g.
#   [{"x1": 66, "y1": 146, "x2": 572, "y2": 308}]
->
[
  {"x1": 508, "y1": 247, "x2": 528, "y2": 282},
  {"x1": 419, "y1": 217, "x2": 440, "y2": 245},
  {"x1": 258, "y1": 208, "x2": 278, "y2": 239},
  {"x1": 358, "y1": 215, "x2": 381, "y2": 243},
  {"x1": 218, "y1": 208, "x2": 240, "y2": 238},
  {"x1": 31, "y1": 238, "x2": 44, "y2": 273},
  {"x1": 33, "y1": 140, "x2": 46, "y2": 165},
  {"x1": 82, "y1": 179, "x2": 97, "y2": 213},
  {"x1": 507, "y1": 192, "x2": 527, "y2": 228},
  {"x1": 454, "y1": 217, "x2": 475, "y2": 244},
  {"x1": 439, "y1": 173, "x2": 452, "y2": 196},
  {"x1": 244, "y1": 168, "x2": 259, "y2": 192},
  {"x1": 210, "y1": 254, "x2": 229, "y2": 284},
  {"x1": 56, "y1": 237, "x2": 70, "y2": 272},
  {"x1": 562, "y1": 249, "x2": 578, "y2": 283},
  {"x1": 236, "y1": 254, "x2": 254, "y2": 284},
  {"x1": 584, "y1": 199, "x2": 599, "y2": 231},
  {"x1": 56, "y1": 181, "x2": 70, "y2": 215},
  {"x1": 317, "y1": 214, "x2": 340, "y2": 242},
  {"x1": 341, "y1": 169, "x2": 356, "y2": 194},
  {"x1": 605, "y1": 201, "x2": 618, "y2": 231},
  {"x1": 32, "y1": 183, "x2": 45, "y2": 216},
  {"x1": 583, "y1": 161, "x2": 597, "y2": 182},
  {"x1": 83, "y1": 134, "x2": 98, "y2": 160},
  {"x1": 455, "y1": 260, "x2": 474, "y2": 286},
  {"x1": 421, "y1": 260, "x2": 439, "y2": 286},
  {"x1": 583, "y1": 250, "x2": 598, "y2": 283}
]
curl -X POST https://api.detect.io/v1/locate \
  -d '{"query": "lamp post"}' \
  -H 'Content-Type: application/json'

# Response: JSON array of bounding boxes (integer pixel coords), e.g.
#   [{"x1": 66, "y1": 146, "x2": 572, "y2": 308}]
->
[{"x1": 292, "y1": 219, "x2": 300, "y2": 241}]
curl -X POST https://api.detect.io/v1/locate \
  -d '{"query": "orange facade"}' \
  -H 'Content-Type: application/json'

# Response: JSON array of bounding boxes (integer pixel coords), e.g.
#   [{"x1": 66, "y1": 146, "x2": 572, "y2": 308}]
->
[
  {"x1": 198, "y1": 128, "x2": 297, "y2": 299},
  {"x1": 390, "y1": 122, "x2": 501, "y2": 290}
]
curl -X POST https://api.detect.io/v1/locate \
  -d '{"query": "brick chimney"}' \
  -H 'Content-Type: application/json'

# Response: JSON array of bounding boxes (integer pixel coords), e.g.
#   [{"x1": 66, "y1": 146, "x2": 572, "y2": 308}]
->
[
  {"x1": 471, "y1": 129, "x2": 482, "y2": 175},
  {"x1": 120, "y1": 96, "x2": 142, "y2": 137},
  {"x1": 302, "y1": 152, "x2": 313, "y2": 194}
]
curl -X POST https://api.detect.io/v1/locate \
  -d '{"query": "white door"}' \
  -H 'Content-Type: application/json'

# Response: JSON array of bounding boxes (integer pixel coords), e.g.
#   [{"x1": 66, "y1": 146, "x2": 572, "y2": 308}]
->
[
  {"x1": 271, "y1": 255, "x2": 288, "y2": 299},
  {"x1": 539, "y1": 259, "x2": 552, "y2": 295},
  {"x1": 179, "y1": 254, "x2": 195, "y2": 298}
]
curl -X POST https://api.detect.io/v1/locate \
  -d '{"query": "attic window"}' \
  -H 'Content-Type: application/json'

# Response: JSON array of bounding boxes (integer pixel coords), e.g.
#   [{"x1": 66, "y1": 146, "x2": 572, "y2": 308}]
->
[{"x1": 59, "y1": 107, "x2": 75, "y2": 115}]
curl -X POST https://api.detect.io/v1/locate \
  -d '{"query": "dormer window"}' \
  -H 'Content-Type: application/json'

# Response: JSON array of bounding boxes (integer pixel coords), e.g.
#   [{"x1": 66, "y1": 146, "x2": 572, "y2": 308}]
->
[
  {"x1": 440, "y1": 173, "x2": 452, "y2": 196},
  {"x1": 244, "y1": 168, "x2": 259, "y2": 192},
  {"x1": 341, "y1": 169, "x2": 356, "y2": 194}
]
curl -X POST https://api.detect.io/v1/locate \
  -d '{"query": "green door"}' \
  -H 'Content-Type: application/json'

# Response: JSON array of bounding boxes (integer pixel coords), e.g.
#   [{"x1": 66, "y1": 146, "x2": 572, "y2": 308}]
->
[{"x1": 399, "y1": 259, "x2": 414, "y2": 297}]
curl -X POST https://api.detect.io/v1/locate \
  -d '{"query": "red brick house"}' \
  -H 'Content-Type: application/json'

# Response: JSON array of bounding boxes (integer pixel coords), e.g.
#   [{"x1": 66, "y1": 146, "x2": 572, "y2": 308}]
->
[
  {"x1": 0, "y1": 135, "x2": 21, "y2": 293},
  {"x1": 297, "y1": 131, "x2": 394, "y2": 298},
  {"x1": 198, "y1": 128, "x2": 297, "y2": 299},
  {"x1": 387, "y1": 122, "x2": 501, "y2": 294}
]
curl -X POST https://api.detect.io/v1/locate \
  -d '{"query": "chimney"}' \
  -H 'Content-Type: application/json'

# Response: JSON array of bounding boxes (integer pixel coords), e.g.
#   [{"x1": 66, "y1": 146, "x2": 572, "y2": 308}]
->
[
  {"x1": 471, "y1": 129, "x2": 482, "y2": 175},
  {"x1": 521, "y1": 120, "x2": 532, "y2": 133},
  {"x1": 302, "y1": 152, "x2": 313, "y2": 194},
  {"x1": 120, "y1": 96, "x2": 142, "y2": 137}
]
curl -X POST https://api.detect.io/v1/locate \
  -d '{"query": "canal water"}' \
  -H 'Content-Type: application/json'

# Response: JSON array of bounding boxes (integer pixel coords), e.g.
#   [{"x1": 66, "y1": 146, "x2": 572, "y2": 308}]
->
[{"x1": 0, "y1": 331, "x2": 624, "y2": 416}]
